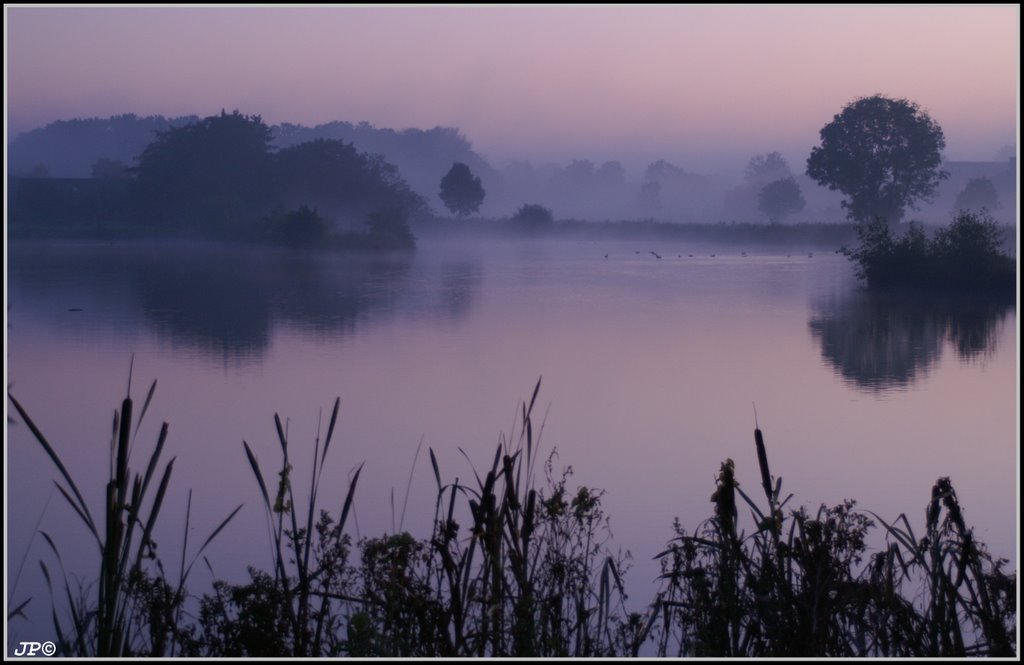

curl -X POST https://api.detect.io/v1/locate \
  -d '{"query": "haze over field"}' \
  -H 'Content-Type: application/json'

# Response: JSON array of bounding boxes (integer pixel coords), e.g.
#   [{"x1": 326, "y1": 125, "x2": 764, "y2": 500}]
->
[{"x1": 5, "y1": 5, "x2": 1018, "y2": 179}]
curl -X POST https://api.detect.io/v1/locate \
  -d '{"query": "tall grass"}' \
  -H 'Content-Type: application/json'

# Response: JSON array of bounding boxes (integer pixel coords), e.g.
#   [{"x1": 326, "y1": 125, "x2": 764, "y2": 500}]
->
[
  {"x1": 192, "y1": 398, "x2": 363, "y2": 656},
  {"x1": 8, "y1": 366, "x2": 241, "y2": 656},
  {"x1": 409, "y1": 378, "x2": 637, "y2": 657},
  {"x1": 650, "y1": 422, "x2": 1017, "y2": 657},
  {"x1": 8, "y1": 378, "x2": 1016, "y2": 657}
]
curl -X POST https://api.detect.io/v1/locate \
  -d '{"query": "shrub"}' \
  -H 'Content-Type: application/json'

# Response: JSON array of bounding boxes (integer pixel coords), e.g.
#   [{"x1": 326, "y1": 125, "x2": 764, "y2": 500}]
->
[
  {"x1": 843, "y1": 211, "x2": 1013, "y2": 291},
  {"x1": 260, "y1": 205, "x2": 329, "y2": 247},
  {"x1": 511, "y1": 204, "x2": 554, "y2": 229},
  {"x1": 363, "y1": 208, "x2": 416, "y2": 250}
]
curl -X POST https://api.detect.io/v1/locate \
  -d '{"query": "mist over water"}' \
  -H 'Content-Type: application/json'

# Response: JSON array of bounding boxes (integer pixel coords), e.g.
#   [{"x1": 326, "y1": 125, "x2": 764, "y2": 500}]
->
[{"x1": 7, "y1": 238, "x2": 1016, "y2": 649}]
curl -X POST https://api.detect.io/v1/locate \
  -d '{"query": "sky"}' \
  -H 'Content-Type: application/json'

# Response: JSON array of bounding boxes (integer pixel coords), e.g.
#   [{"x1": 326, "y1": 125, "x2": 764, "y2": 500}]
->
[{"x1": 4, "y1": 4, "x2": 1020, "y2": 177}]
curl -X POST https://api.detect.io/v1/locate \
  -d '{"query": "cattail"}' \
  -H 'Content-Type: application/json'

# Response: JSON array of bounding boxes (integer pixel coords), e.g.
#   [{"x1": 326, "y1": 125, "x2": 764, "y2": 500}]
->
[
  {"x1": 754, "y1": 426, "x2": 773, "y2": 505},
  {"x1": 116, "y1": 395, "x2": 133, "y2": 508},
  {"x1": 713, "y1": 459, "x2": 737, "y2": 542},
  {"x1": 927, "y1": 481, "x2": 942, "y2": 532},
  {"x1": 938, "y1": 477, "x2": 966, "y2": 535},
  {"x1": 523, "y1": 489, "x2": 536, "y2": 543}
]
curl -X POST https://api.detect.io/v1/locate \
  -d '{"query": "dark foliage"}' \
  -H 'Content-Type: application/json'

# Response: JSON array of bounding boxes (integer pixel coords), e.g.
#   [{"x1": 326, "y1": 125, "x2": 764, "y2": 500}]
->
[
  {"x1": 134, "y1": 110, "x2": 276, "y2": 232},
  {"x1": 9, "y1": 177, "x2": 136, "y2": 237},
  {"x1": 758, "y1": 177, "x2": 806, "y2": 224},
  {"x1": 273, "y1": 139, "x2": 425, "y2": 220},
  {"x1": 511, "y1": 203, "x2": 555, "y2": 229},
  {"x1": 272, "y1": 121, "x2": 494, "y2": 205},
  {"x1": 843, "y1": 210, "x2": 1014, "y2": 291},
  {"x1": 259, "y1": 205, "x2": 329, "y2": 247},
  {"x1": 807, "y1": 95, "x2": 947, "y2": 225},
  {"x1": 21, "y1": 111, "x2": 426, "y2": 247},
  {"x1": 12, "y1": 380, "x2": 1016, "y2": 658},
  {"x1": 439, "y1": 162, "x2": 486, "y2": 217},
  {"x1": 361, "y1": 209, "x2": 417, "y2": 250},
  {"x1": 653, "y1": 429, "x2": 1016, "y2": 657}
]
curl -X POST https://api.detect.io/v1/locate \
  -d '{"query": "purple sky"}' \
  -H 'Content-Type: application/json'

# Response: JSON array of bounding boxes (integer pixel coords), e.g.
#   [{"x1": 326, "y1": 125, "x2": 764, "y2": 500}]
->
[{"x1": 5, "y1": 5, "x2": 1019, "y2": 175}]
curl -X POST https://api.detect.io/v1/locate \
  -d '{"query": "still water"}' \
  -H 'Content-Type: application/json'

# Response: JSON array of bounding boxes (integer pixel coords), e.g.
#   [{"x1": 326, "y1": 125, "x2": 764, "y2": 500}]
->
[{"x1": 6, "y1": 237, "x2": 1018, "y2": 644}]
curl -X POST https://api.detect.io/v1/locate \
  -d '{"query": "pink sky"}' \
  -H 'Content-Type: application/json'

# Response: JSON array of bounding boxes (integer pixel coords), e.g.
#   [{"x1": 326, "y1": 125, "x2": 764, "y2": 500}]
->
[{"x1": 5, "y1": 5, "x2": 1019, "y2": 174}]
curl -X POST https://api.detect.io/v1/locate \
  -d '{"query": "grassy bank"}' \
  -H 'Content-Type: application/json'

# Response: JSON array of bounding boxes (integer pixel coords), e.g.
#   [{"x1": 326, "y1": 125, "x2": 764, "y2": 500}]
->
[{"x1": 7, "y1": 378, "x2": 1017, "y2": 657}]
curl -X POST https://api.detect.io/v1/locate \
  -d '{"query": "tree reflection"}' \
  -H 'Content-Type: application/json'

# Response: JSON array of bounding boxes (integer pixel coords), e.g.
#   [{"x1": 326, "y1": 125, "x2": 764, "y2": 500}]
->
[
  {"x1": 439, "y1": 261, "x2": 483, "y2": 318},
  {"x1": 8, "y1": 243, "x2": 482, "y2": 363},
  {"x1": 808, "y1": 290, "x2": 1013, "y2": 392}
]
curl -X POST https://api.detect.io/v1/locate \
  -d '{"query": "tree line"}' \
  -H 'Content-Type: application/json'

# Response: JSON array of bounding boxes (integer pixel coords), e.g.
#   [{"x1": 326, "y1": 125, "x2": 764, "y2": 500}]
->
[{"x1": 10, "y1": 111, "x2": 429, "y2": 249}]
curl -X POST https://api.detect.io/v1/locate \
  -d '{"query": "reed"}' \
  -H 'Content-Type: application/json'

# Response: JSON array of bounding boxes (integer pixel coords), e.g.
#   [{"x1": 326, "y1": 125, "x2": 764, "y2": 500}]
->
[
  {"x1": 8, "y1": 368, "x2": 240, "y2": 656},
  {"x1": 339, "y1": 377, "x2": 636, "y2": 656},
  {"x1": 651, "y1": 422, "x2": 1016, "y2": 657},
  {"x1": 9, "y1": 377, "x2": 1016, "y2": 657},
  {"x1": 195, "y1": 397, "x2": 363, "y2": 656}
]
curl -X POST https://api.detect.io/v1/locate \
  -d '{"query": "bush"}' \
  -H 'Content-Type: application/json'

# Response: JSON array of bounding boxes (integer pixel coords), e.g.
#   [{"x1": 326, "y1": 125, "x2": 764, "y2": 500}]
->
[
  {"x1": 844, "y1": 211, "x2": 1013, "y2": 291},
  {"x1": 260, "y1": 205, "x2": 329, "y2": 247},
  {"x1": 511, "y1": 204, "x2": 554, "y2": 229},
  {"x1": 363, "y1": 208, "x2": 416, "y2": 250}
]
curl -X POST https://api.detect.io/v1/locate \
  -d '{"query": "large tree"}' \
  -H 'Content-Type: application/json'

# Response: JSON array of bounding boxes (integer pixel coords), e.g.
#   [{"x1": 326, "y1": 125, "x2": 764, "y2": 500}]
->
[
  {"x1": 439, "y1": 162, "x2": 485, "y2": 217},
  {"x1": 806, "y1": 95, "x2": 947, "y2": 226},
  {"x1": 273, "y1": 138, "x2": 424, "y2": 218},
  {"x1": 134, "y1": 110, "x2": 275, "y2": 230}
]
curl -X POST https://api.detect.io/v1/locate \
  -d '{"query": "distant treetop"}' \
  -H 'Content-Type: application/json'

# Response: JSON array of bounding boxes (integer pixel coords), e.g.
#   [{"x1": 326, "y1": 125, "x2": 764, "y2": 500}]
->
[{"x1": 439, "y1": 162, "x2": 486, "y2": 217}]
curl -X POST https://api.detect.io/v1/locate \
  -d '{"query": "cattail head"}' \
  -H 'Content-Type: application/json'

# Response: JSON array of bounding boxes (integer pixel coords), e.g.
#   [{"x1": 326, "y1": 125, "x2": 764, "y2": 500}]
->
[
  {"x1": 754, "y1": 426, "x2": 773, "y2": 505},
  {"x1": 115, "y1": 396, "x2": 133, "y2": 506},
  {"x1": 712, "y1": 459, "x2": 737, "y2": 541},
  {"x1": 523, "y1": 488, "x2": 537, "y2": 542},
  {"x1": 927, "y1": 481, "x2": 942, "y2": 532},
  {"x1": 938, "y1": 477, "x2": 966, "y2": 534}
]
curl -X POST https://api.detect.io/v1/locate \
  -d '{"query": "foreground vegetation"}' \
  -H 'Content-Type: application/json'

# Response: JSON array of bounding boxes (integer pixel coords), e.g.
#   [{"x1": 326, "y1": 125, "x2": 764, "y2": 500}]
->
[{"x1": 8, "y1": 379, "x2": 1017, "y2": 657}]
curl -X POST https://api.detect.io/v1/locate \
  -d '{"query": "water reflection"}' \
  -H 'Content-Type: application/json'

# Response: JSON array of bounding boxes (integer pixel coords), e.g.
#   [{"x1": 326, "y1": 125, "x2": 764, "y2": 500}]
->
[
  {"x1": 808, "y1": 289, "x2": 1014, "y2": 392},
  {"x1": 8, "y1": 242, "x2": 481, "y2": 361},
  {"x1": 439, "y1": 261, "x2": 483, "y2": 318}
]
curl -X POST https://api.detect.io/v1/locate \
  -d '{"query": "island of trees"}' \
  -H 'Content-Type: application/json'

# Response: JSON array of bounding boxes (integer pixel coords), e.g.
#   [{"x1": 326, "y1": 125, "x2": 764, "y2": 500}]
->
[{"x1": 806, "y1": 94, "x2": 1015, "y2": 292}]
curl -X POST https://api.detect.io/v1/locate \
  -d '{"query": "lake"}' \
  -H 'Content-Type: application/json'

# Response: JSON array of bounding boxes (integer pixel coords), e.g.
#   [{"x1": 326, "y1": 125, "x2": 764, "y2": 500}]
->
[{"x1": 5, "y1": 236, "x2": 1018, "y2": 648}]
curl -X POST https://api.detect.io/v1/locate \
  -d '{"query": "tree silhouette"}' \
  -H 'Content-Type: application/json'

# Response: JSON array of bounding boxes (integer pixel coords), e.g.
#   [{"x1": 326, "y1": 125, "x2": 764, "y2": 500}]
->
[
  {"x1": 439, "y1": 162, "x2": 485, "y2": 217},
  {"x1": 744, "y1": 152, "x2": 792, "y2": 186},
  {"x1": 273, "y1": 138, "x2": 424, "y2": 218},
  {"x1": 806, "y1": 95, "x2": 947, "y2": 226},
  {"x1": 511, "y1": 203, "x2": 554, "y2": 229},
  {"x1": 134, "y1": 110, "x2": 275, "y2": 231},
  {"x1": 843, "y1": 210, "x2": 1012, "y2": 290},
  {"x1": 757, "y1": 177, "x2": 805, "y2": 224},
  {"x1": 953, "y1": 177, "x2": 1000, "y2": 213},
  {"x1": 364, "y1": 208, "x2": 416, "y2": 250}
]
